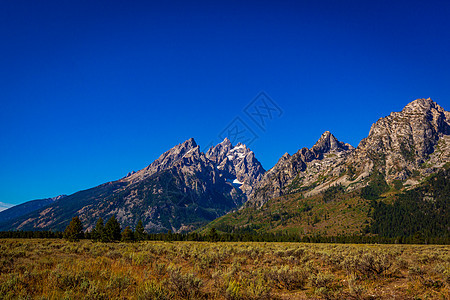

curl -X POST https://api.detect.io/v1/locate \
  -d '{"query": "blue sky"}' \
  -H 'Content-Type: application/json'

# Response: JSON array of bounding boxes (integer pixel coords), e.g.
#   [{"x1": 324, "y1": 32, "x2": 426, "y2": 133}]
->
[{"x1": 1, "y1": 0, "x2": 449, "y2": 205}]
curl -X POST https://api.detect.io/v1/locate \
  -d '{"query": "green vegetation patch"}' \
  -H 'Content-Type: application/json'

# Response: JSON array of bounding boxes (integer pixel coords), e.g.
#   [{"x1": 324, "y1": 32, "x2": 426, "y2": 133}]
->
[
  {"x1": 369, "y1": 168, "x2": 450, "y2": 243},
  {"x1": 361, "y1": 171, "x2": 390, "y2": 200}
]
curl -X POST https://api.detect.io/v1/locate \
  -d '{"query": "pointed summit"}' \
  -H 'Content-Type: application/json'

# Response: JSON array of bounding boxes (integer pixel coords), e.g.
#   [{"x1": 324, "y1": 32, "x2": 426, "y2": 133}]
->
[
  {"x1": 204, "y1": 138, "x2": 265, "y2": 196},
  {"x1": 183, "y1": 137, "x2": 198, "y2": 148},
  {"x1": 125, "y1": 138, "x2": 200, "y2": 179},
  {"x1": 312, "y1": 131, "x2": 353, "y2": 156},
  {"x1": 205, "y1": 138, "x2": 233, "y2": 162},
  {"x1": 221, "y1": 137, "x2": 232, "y2": 147}
]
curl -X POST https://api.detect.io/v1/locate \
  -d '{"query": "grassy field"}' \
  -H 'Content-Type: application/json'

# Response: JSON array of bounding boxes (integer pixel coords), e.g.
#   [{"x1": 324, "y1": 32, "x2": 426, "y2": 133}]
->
[{"x1": 0, "y1": 239, "x2": 449, "y2": 299}]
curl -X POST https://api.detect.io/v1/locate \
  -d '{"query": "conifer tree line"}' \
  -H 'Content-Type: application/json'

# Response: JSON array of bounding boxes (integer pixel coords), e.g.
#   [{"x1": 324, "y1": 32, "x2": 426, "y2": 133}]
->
[
  {"x1": 62, "y1": 215, "x2": 147, "y2": 242},
  {"x1": 1, "y1": 224, "x2": 449, "y2": 244}
]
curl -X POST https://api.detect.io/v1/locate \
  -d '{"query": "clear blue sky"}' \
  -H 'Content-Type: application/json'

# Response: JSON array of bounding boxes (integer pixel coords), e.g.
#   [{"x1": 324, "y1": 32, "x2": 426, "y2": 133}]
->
[{"x1": 1, "y1": 0, "x2": 449, "y2": 205}]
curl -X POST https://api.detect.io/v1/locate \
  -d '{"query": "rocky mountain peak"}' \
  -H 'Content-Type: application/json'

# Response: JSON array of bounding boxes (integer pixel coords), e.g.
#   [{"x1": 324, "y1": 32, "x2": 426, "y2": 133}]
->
[
  {"x1": 402, "y1": 98, "x2": 440, "y2": 113},
  {"x1": 147, "y1": 138, "x2": 198, "y2": 170},
  {"x1": 397, "y1": 98, "x2": 449, "y2": 134},
  {"x1": 205, "y1": 138, "x2": 233, "y2": 162},
  {"x1": 312, "y1": 131, "x2": 353, "y2": 157},
  {"x1": 126, "y1": 138, "x2": 199, "y2": 182},
  {"x1": 178, "y1": 137, "x2": 197, "y2": 151},
  {"x1": 205, "y1": 138, "x2": 265, "y2": 196},
  {"x1": 248, "y1": 131, "x2": 355, "y2": 207},
  {"x1": 352, "y1": 98, "x2": 449, "y2": 182},
  {"x1": 221, "y1": 137, "x2": 232, "y2": 146}
]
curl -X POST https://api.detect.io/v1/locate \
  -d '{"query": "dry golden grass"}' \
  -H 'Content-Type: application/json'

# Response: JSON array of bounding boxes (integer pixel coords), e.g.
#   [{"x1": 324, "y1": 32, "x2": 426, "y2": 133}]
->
[{"x1": 0, "y1": 239, "x2": 449, "y2": 299}]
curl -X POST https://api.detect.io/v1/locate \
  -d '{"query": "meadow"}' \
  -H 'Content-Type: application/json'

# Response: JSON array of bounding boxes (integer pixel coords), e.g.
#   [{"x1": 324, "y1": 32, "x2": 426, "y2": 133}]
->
[{"x1": 0, "y1": 239, "x2": 448, "y2": 299}]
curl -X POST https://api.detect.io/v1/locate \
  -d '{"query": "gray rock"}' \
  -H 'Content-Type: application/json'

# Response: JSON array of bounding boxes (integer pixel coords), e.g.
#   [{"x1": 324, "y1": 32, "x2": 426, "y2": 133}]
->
[
  {"x1": 248, "y1": 131, "x2": 353, "y2": 207},
  {"x1": 349, "y1": 98, "x2": 450, "y2": 182},
  {"x1": 248, "y1": 98, "x2": 450, "y2": 208}
]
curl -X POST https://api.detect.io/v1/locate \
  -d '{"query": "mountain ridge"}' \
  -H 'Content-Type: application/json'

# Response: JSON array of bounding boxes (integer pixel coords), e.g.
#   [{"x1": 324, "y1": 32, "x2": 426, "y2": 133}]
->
[
  {"x1": 0, "y1": 195, "x2": 66, "y2": 224},
  {"x1": 1, "y1": 98, "x2": 448, "y2": 239},
  {"x1": 0, "y1": 138, "x2": 264, "y2": 233},
  {"x1": 206, "y1": 98, "x2": 449, "y2": 238}
]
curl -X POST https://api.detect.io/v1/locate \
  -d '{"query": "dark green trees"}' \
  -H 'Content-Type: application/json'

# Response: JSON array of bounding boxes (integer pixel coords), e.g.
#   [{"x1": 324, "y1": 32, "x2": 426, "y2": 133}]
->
[
  {"x1": 90, "y1": 217, "x2": 147, "y2": 243},
  {"x1": 121, "y1": 226, "x2": 135, "y2": 242},
  {"x1": 92, "y1": 217, "x2": 105, "y2": 242},
  {"x1": 134, "y1": 220, "x2": 146, "y2": 241},
  {"x1": 207, "y1": 227, "x2": 219, "y2": 242},
  {"x1": 63, "y1": 216, "x2": 84, "y2": 241},
  {"x1": 91, "y1": 216, "x2": 121, "y2": 242},
  {"x1": 369, "y1": 168, "x2": 450, "y2": 242},
  {"x1": 361, "y1": 172, "x2": 390, "y2": 200},
  {"x1": 104, "y1": 216, "x2": 121, "y2": 242}
]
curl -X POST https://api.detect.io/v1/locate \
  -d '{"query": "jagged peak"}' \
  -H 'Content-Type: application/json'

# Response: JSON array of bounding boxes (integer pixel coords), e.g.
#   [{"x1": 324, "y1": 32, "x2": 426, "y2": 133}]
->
[
  {"x1": 182, "y1": 137, "x2": 198, "y2": 148},
  {"x1": 274, "y1": 152, "x2": 291, "y2": 165},
  {"x1": 367, "y1": 98, "x2": 449, "y2": 139},
  {"x1": 314, "y1": 131, "x2": 336, "y2": 143},
  {"x1": 402, "y1": 98, "x2": 446, "y2": 114},
  {"x1": 211, "y1": 138, "x2": 233, "y2": 150},
  {"x1": 312, "y1": 131, "x2": 351, "y2": 154},
  {"x1": 143, "y1": 138, "x2": 198, "y2": 171},
  {"x1": 232, "y1": 142, "x2": 247, "y2": 150},
  {"x1": 281, "y1": 152, "x2": 290, "y2": 159},
  {"x1": 221, "y1": 137, "x2": 232, "y2": 146},
  {"x1": 207, "y1": 139, "x2": 255, "y2": 158}
]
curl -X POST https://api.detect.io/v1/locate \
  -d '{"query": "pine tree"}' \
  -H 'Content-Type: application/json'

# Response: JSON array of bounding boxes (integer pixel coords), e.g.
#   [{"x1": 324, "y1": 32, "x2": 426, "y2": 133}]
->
[
  {"x1": 104, "y1": 216, "x2": 121, "y2": 242},
  {"x1": 63, "y1": 216, "x2": 83, "y2": 242},
  {"x1": 121, "y1": 226, "x2": 135, "y2": 242},
  {"x1": 208, "y1": 227, "x2": 219, "y2": 242},
  {"x1": 92, "y1": 217, "x2": 104, "y2": 242},
  {"x1": 134, "y1": 220, "x2": 146, "y2": 241}
]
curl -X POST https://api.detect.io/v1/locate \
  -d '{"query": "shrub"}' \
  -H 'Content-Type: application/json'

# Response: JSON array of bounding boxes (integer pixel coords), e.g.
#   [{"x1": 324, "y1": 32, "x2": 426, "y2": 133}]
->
[
  {"x1": 224, "y1": 277, "x2": 271, "y2": 300},
  {"x1": 309, "y1": 272, "x2": 335, "y2": 288},
  {"x1": 343, "y1": 250, "x2": 393, "y2": 278},
  {"x1": 245, "y1": 277, "x2": 271, "y2": 300},
  {"x1": 348, "y1": 275, "x2": 365, "y2": 300},
  {"x1": 137, "y1": 280, "x2": 171, "y2": 300},
  {"x1": 107, "y1": 273, "x2": 134, "y2": 291},
  {"x1": 225, "y1": 279, "x2": 241, "y2": 300},
  {"x1": 168, "y1": 268, "x2": 203, "y2": 299},
  {"x1": 266, "y1": 265, "x2": 308, "y2": 290}
]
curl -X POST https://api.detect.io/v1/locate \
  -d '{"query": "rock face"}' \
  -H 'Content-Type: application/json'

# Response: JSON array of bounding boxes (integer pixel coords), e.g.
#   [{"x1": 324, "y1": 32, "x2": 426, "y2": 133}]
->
[
  {"x1": 205, "y1": 138, "x2": 265, "y2": 196},
  {"x1": 248, "y1": 98, "x2": 450, "y2": 208},
  {"x1": 1, "y1": 139, "x2": 264, "y2": 233},
  {"x1": 350, "y1": 98, "x2": 450, "y2": 181},
  {"x1": 312, "y1": 131, "x2": 354, "y2": 157},
  {"x1": 248, "y1": 131, "x2": 354, "y2": 207},
  {"x1": 125, "y1": 138, "x2": 199, "y2": 183}
]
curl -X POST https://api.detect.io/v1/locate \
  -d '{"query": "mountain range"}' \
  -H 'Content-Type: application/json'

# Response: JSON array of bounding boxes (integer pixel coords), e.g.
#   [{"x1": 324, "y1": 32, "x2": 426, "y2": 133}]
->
[
  {"x1": 0, "y1": 98, "x2": 449, "y2": 238},
  {"x1": 0, "y1": 138, "x2": 264, "y2": 232}
]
